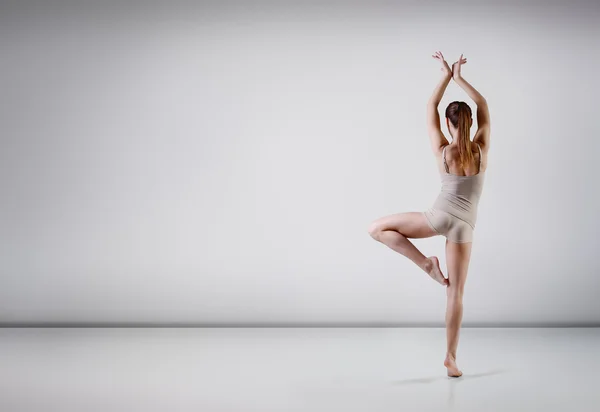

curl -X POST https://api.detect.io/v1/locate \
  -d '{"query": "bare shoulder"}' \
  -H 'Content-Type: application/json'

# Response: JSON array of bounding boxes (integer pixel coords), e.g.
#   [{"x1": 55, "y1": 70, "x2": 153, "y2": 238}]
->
[
  {"x1": 473, "y1": 125, "x2": 490, "y2": 153},
  {"x1": 474, "y1": 141, "x2": 488, "y2": 172},
  {"x1": 432, "y1": 143, "x2": 450, "y2": 173},
  {"x1": 432, "y1": 141, "x2": 449, "y2": 158}
]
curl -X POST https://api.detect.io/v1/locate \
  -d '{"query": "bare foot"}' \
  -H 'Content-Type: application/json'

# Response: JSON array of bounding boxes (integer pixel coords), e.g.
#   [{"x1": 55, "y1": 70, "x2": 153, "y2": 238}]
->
[
  {"x1": 444, "y1": 355, "x2": 463, "y2": 377},
  {"x1": 423, "y1": 256, "x2": 448, "y2": 286}
]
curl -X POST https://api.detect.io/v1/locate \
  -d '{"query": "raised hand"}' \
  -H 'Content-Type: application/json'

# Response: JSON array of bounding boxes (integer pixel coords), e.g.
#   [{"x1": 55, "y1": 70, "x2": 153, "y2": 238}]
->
[
  {"x1": 432, "y1": 51, "x2": 452, "y2": 78},
  {"x1": 452, "y1": 54, "x2": 467, "y2": 80}
]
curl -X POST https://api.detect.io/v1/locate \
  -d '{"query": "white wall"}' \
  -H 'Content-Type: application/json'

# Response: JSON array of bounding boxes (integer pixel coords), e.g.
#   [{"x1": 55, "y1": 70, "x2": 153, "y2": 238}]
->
[{"x1": 1, "y1": 0, "x2": 599, "y2": 326}]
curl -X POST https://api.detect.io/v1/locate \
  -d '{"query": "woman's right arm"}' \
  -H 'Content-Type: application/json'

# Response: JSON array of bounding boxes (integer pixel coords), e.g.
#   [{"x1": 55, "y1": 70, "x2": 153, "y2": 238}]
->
[{"x1": 452, "y1": 55, "x2": 491, "y2": 152}]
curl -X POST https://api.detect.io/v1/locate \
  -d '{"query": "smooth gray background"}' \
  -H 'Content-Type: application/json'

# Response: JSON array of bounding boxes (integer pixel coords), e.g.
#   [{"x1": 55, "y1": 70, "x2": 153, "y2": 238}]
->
[{"x1": 1, "y1": 0, "x2": 598, "y2": 326}]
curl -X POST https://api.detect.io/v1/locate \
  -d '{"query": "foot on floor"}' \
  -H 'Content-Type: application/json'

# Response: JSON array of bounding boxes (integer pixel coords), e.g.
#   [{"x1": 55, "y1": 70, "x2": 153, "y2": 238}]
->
[{"x1": 444, "y1": 355, "x2": 463, "y2": 377}]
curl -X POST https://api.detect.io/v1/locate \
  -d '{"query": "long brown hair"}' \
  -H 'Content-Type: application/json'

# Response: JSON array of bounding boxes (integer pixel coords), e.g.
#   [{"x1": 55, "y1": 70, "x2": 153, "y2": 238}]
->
[{"x1": 445, "y1": 101, "x2": 473, "y2": 168}]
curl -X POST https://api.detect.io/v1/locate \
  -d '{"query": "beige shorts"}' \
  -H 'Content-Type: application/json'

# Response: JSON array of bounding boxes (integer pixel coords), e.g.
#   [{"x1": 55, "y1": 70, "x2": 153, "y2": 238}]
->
[{"x1": 423, "y1": 208, "x2": 474, "y2": 243}]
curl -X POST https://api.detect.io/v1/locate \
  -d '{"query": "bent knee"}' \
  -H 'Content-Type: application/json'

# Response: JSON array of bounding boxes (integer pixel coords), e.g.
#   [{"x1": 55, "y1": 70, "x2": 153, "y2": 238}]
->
[{"x1": 368, "y1": 222, "x2": 382, "y2": 240}]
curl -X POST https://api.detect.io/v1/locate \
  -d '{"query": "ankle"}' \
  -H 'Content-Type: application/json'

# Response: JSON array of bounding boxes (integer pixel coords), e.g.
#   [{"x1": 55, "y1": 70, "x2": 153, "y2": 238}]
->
[
  {"x1": 445, "y1": 352, "x2": 457, "y2": 361},
  {"x1": 421, "y1": 257, "x2": 433, "y2": 272}
]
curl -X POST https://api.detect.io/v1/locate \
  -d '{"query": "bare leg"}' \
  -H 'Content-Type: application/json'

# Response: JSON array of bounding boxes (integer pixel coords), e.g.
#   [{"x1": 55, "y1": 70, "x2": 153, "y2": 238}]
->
[
  {"x1": 368, "y1": 212, "x2": 448, "y2": 286},
  {"x1": 443, "y1": 239, "x2": 472, "y2": 377}
]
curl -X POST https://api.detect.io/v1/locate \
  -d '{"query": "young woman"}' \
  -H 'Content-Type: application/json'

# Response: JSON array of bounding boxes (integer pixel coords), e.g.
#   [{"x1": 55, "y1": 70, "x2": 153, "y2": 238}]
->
[{"x1": 367, "y1": 51, "x2": 490, "y2": 377}]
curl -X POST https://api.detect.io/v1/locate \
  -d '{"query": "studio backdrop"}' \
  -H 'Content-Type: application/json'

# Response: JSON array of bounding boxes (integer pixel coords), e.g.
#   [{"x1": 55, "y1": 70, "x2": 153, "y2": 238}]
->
[{"x1": 1, "y1": 0, "x2": 598, "y2": 326}]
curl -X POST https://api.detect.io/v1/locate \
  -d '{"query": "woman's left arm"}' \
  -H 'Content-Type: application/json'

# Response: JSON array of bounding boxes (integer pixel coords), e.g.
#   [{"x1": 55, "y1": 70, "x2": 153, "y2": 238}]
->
[{"x1": 427, "y1": 51, "x2": 452, "y2": 153}]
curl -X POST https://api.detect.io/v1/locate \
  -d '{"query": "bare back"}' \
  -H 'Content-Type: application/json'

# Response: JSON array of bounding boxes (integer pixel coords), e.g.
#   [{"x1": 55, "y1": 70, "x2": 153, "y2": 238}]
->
[{"x1": 437, "y1": 142, "x2": 487, "y2": 176}]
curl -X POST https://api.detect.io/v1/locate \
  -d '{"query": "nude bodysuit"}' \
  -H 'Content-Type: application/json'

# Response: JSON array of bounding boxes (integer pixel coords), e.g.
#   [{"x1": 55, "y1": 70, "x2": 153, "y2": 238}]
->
[{"x1": 423, "y1": 143, "x2": 485, "y2": 243}]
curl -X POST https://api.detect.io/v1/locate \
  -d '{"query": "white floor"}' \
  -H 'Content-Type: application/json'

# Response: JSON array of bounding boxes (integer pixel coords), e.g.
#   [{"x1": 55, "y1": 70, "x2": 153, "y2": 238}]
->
[{"x1": 0, "y1": 328, "x2": 598, "y2": 412}]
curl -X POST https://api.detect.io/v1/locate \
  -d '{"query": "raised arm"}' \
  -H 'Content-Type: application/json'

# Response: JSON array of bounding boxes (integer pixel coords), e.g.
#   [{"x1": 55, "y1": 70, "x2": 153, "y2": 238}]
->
[
  {"x1": 427, "y1": 51, "x2": 452, "y2": 154},
  {"x1": 452, "y1": 54, "x2": 490, "y2": 152}
]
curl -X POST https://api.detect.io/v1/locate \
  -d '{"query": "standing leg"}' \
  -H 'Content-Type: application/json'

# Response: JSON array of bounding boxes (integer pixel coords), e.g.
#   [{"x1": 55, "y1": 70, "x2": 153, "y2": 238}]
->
[
  {"x1": 368, "y1": 212, "x2": 448, "y2": 286},
  {"x1": 443, "y1": 239, "x2": 472, "y2": 377}
]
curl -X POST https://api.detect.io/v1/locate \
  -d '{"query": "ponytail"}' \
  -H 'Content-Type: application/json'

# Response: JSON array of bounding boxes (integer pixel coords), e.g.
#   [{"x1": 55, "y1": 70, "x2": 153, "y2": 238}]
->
[{"x1": 457, "y1": 104, "x2": 473, "y2": 168}]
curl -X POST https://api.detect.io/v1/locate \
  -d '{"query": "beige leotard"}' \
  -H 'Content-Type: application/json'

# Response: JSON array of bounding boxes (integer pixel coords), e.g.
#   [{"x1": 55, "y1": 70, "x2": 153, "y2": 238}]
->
[{"x1": 423, "y1": 143, "x2": 485, "y2": 243}]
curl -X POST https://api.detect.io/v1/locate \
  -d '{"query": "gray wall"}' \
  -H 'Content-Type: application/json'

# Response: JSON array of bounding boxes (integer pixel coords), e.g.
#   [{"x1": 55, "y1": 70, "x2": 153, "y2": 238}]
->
[{"x1": 1, "y1": 0, "x2": 599, "y2": 326}]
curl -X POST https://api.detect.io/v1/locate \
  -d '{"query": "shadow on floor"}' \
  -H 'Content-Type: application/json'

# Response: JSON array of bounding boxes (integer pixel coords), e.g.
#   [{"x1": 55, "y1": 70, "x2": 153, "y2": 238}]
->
[{"x1": 391, "y1": 369, "x2": 507, "y2": 386}]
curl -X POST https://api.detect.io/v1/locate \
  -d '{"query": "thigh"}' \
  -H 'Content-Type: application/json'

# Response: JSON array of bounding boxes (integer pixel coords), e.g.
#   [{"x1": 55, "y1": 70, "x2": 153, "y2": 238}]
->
[
  {"x1": 445, "y1": 239, "x2": 473, "y2": 291},
  {"x1": 370, "y1": 212, "x2": 438, "y2": 239}
]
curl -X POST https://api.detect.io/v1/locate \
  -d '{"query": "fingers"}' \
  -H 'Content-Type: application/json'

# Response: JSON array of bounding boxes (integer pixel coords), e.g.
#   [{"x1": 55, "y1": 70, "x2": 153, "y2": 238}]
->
[
  {"x1": 434, "y1": 51, "x2": 469, "y2": 65},
  {"x1": 432, "y1": 51, "x2": 445, "y2": 60}
]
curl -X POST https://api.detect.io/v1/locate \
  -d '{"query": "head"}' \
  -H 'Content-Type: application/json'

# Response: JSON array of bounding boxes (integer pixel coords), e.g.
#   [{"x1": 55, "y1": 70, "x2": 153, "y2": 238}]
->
[{"x1": 445, "y1": 101, "x2": 473, "y2": 168}]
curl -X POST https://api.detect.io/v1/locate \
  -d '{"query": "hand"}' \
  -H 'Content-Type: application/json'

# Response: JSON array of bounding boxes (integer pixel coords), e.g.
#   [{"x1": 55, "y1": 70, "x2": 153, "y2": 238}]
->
[
  {"x1": 451, "y1": 54, "x2": 467, "y2": 80},
  {"x1": 432, "y1": 51, "x2": 452, "y2": 78}
]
